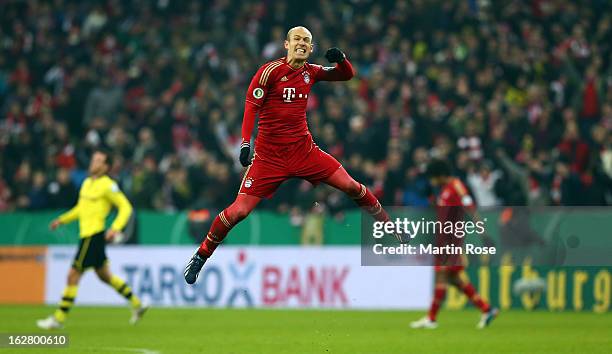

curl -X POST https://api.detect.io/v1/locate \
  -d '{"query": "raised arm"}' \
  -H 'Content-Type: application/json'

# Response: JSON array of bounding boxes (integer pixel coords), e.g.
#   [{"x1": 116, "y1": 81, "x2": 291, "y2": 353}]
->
[{"x1": 315, "y1": 48, "x2": 355, "y2": 82}]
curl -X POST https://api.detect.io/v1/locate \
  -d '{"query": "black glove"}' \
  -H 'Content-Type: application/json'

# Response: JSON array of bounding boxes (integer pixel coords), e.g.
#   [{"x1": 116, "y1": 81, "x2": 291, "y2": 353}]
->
[
  {"x1": 325, "y1": 47, "x2": 345, "y2": 63},
  {"x1": 239, "y1": 142, "x2": 251, "y2": 167}
]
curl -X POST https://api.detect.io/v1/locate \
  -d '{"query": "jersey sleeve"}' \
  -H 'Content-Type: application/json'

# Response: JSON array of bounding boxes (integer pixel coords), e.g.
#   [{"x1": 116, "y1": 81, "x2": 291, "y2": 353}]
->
[
  {"x1": 242, "y1": 59, "x2": 284, "y2": 144},
  {"x1": 313, "y1": 57, "x2": 355, "y2": 82},
  {"x1": 451, "y1": 179, "x2": 475, "y2": 209},
  {"x1": 58, "y1": 203, "x2": 80, "y2": 224},
  {"x1": 242, "y1": 64, "x2": 274, "y2": 143},
  {"x1": 105, "y1": 180, "x2": 133, "y2": 231},
  {"x1": 241, "y1": 101, "x2": 258, "y2": 144},
  {"x1": 245, "y1": 64, "x2": 274, "y2": 107}
]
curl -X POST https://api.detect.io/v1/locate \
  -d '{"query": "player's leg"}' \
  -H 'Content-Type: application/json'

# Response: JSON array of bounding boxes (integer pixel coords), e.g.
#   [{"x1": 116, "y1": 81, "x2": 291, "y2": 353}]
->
[
  {"x1": 448, "y1": 270, "x2": 489, "y2": 312},
  {"x1": 38, "y1": 234, "x2": 99, "y2": 329},
  {"x1": 294, "y1": 141, "x2": 391, "y2": 222},
  {"x1": 411, "y1": 270, "x2": 446, "y2": 328},
  {"x1": 37, "y1": 267, "x2": 81, "y2": 329},
  {"x1": 198, "y1": 193, "x2": 262, "y2": 258},
  {"x1": 323, "y1": 167, "x2": 391, "y2": 221},
  {"x1": 185, "y1": 155, "x2": 287, "y2": 284},
  {"x1": 185, "y1": 193, "x2": 261, "y2": 284},
  {"x1": 95, "y1": 264, "x2": 148, "y2": 324},
  {"x1": 296, "y1": 143, "x2": 407, "y2": 242},
  {"x1": 449, "y1": 270, "x2": 498, "y2": 328},
  {"x1": 323, "y1": 167, "x2": 410, "y2": 243},
  {"x1": 95, "y1": 264, "x2": 140, "y2": 308}
]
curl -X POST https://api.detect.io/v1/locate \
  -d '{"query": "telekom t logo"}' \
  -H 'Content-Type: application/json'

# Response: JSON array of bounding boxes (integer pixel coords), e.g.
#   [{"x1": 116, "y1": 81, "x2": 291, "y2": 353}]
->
[{"x1": 283, "y1": 87, "x2": 296, "y2": 102}]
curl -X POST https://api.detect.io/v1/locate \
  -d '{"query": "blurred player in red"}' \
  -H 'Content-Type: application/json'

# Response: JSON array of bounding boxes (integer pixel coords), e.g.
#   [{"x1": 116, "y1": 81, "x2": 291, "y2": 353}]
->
[
  {"x1": 411, "y1": 159, "x2": 498, "y2": 329},
  {"x1": 185, "y1": 26, "x2": 404, "y2": 284}
]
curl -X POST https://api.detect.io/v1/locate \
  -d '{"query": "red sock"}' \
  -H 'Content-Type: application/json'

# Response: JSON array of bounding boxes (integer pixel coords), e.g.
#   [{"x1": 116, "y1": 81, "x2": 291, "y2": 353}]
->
[
  {"x1": 353, "y1": 184, "x2": 390, "y2": 222},
  {"x1": 461, "y1": 283, "x2": 490, "y2": 313},
  {"x1": 428, "y1": 285, "x2": 447, "y2": 321},
  {"x1": 198, "y1": 210, "x2": 233, "y2": 258}
]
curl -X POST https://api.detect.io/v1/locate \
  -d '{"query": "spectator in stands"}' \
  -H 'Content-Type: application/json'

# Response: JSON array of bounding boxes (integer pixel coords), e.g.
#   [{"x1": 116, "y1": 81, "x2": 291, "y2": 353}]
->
[
  {"x1": 47, "y1": 168, "x2": 78, "y2": 209},
  {"x1": 27, "y1": 170, "x2": 49, "y2": 210},
  {"x1": 83, "y1": 77, "x2": 123, "y2": 129},
  {"x1": 557, "y1": 121, "x2": 590, "y2": 174},
  {"x1": 0, "y1": 0, "x2": 610, "y2": 214},
  {"x1": 0, "y1": 168, "x2": 11, "y2": 212},
  {"x1": 467, "y1": 160, "x2": 502, "y2": 208}
]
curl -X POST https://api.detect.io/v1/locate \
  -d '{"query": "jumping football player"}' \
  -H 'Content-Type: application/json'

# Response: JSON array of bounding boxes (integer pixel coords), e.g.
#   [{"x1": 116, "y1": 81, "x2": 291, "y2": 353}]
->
[
  {"x1": 185, "y1": 26, "x2": 402, "y2": 284},
  {"x1": 410, "y1": 159, "x2": 498, "y2": 329},
  {"x1": 37, "y1": 150, "x2": 148, "y2": 330}
]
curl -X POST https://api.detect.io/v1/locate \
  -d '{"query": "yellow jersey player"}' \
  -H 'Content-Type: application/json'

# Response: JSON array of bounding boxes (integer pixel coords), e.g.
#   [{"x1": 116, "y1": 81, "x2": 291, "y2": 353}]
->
[{"x1": 37, "y1": 150, "x2": 148, "y2": 330}]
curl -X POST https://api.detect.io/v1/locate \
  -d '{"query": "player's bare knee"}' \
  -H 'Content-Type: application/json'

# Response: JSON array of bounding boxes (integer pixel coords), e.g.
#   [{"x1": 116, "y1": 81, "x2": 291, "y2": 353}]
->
[
  {"x1": 67, "y1": 268, "x2": 81, "y2": 285},
  {"x1": 227, "y1": 201, "x2": 254, "y2": 224},
  {"x1": 435, "y1": 272, "x2": 448, "y2": 284},
  {"x1": 232, "y1": 206, "x2": 252, "y2": 223},
  {"x1": 345, "y1": 181, "x2": 363, "y2": 198},
  {"x1": 448, "y1": 274, "x2": 462, "y2": 288},
  {"x1": 349, "y1": 183, "x2": 362, "y2": 197},
  {"x1": 95, "y1": 268, "x2": 111, "y2": 283}
]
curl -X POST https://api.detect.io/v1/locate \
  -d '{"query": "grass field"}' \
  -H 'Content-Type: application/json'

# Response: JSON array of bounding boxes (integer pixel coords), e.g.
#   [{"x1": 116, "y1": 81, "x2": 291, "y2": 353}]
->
[{"x1": 1, "y1": 305, "x2": 610, "y2": 353}]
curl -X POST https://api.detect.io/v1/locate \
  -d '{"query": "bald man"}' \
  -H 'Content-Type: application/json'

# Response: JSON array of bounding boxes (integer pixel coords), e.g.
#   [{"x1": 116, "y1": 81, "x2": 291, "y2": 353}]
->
[{"x1": 185, "y1": 26, "x2": 402, "y2": 284}]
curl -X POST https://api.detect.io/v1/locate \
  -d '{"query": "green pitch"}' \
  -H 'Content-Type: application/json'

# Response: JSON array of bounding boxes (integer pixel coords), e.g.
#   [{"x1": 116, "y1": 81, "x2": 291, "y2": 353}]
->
[{"x1": 1, "y1": 305, "x2": 610, "y2": 353}]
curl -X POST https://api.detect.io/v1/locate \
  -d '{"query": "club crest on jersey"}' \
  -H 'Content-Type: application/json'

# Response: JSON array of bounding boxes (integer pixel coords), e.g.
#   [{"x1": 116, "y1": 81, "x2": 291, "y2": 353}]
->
[
  {"x1": 253, "y1": 88, "x2": 264, "y2": 99},
  {"x1": 244, "y1": 177, "x2": 253, "y2": 188},
  {"x1": 303, "y1": 72, "x2": 310, "y2": 84}
]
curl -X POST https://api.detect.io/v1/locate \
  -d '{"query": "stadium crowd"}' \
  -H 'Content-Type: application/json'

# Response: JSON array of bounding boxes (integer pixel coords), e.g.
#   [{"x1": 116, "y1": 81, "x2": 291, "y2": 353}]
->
[{"x1": 1, "y1": 0, "x2": 611, "y2": 215}]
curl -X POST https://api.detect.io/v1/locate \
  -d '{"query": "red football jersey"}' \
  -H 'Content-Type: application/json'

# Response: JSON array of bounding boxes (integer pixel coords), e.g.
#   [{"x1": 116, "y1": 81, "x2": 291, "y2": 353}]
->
[
  {"x1": 436, "y1": 178, "x2": 475, "y2": 210},
  {"x1": 434, "y1": 178, "x2": 475, "y2": 257},
  {"x1": 242, "y1": 57, "x2": 354, "y2": 146}
]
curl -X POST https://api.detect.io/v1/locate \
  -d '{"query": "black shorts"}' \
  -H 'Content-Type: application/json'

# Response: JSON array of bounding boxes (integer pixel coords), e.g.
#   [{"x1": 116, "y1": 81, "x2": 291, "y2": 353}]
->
[{"x1": 72, "y1": 232, "x2": 108, "y2": 271}]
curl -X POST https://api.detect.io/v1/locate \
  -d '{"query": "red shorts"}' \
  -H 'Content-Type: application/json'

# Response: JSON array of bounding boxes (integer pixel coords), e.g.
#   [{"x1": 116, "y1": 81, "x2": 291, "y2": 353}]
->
[
  {"x1": 434, "y1": 265, "x2": 465, "y2": 273},
  {"x1": 239, "y1": 135, "x2": 341, "y2": 198},
  {"x1": 434, "y1": 253, "x2": 466, "y2": 273}
]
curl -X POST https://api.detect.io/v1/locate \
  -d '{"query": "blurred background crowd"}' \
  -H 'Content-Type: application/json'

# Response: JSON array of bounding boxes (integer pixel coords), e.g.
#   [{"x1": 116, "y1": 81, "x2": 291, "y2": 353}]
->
[{"x1": 1, "y1": 0, "x2": 611, "y2": 217}]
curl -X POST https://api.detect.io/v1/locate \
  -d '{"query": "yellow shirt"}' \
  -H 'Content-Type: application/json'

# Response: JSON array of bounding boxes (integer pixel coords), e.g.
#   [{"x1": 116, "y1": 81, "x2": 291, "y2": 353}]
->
[{"x1": 58, "y1": 175, "x2": 133, "y2": 238}]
